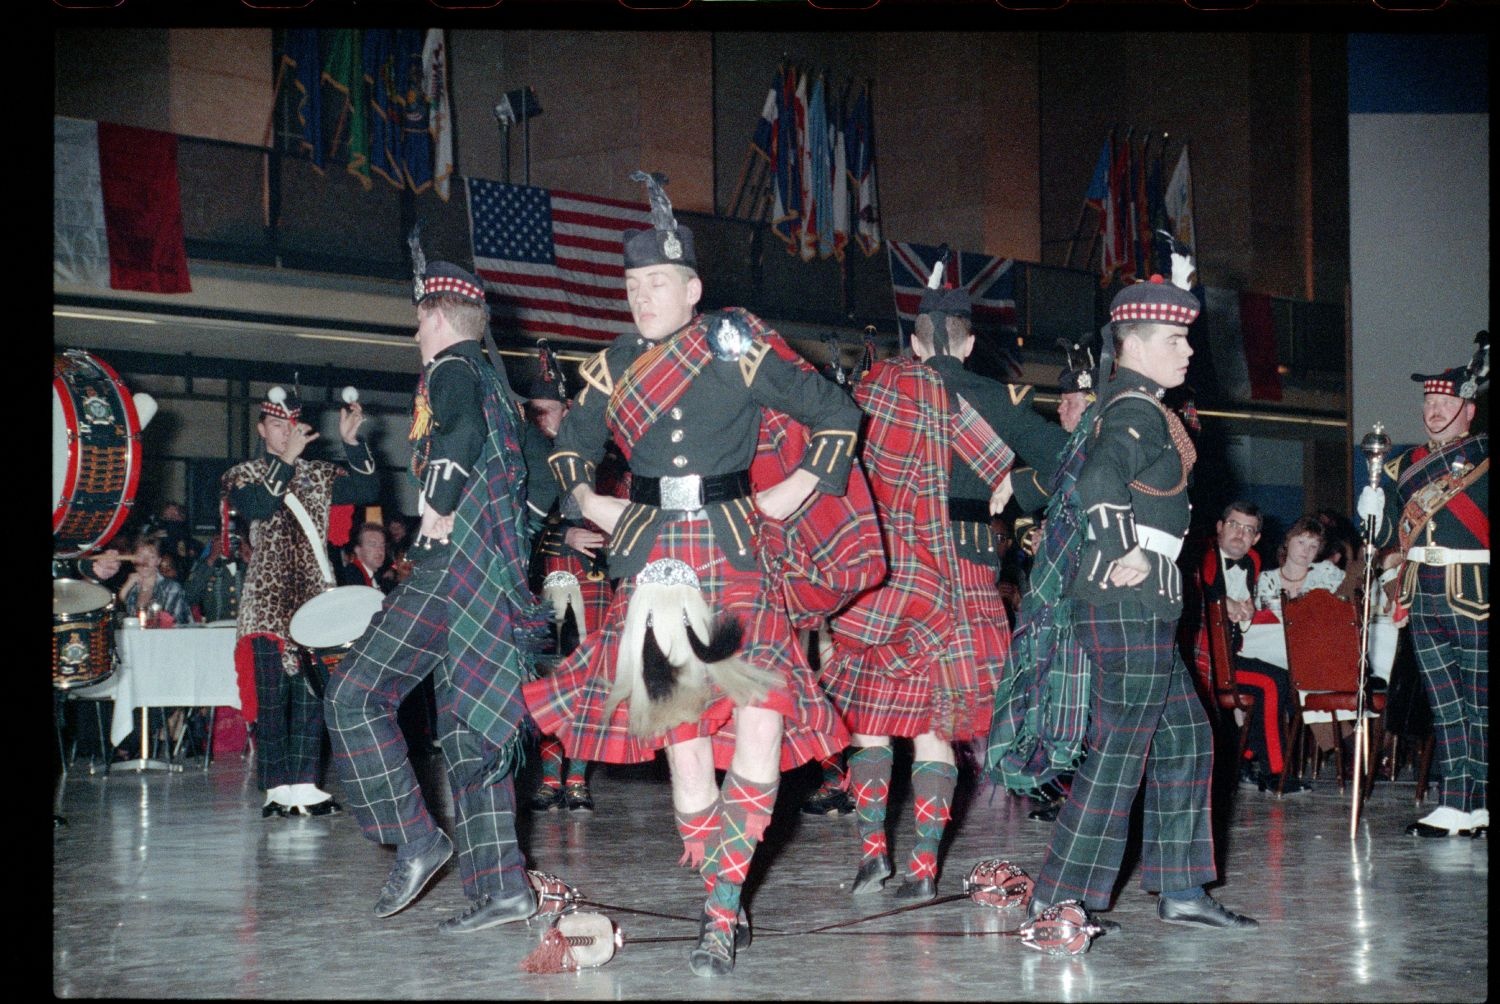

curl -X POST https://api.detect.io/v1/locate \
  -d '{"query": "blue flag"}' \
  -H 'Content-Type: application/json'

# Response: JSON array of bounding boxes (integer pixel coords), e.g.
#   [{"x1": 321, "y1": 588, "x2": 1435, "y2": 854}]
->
[{"x1": 281, "y1": 29, "x2": 323, "y2": 171}]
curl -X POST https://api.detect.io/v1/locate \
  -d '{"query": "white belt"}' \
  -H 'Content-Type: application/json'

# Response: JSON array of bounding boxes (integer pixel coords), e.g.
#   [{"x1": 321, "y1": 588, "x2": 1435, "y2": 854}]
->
[
  {"x1": 1406, "y1": 546, "x2": 1489, "y2": 566},
  {"x1": 1137, "y1": 525, "x2": 1185, "y2": 562}
]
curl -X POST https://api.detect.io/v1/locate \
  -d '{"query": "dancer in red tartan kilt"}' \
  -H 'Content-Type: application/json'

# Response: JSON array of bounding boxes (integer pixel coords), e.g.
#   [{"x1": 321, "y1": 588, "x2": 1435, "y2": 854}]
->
[
  {"x1": 824, "y1": 283, "x2": 1018, "y2": 902},
  {"x1": 521, "y1": 340, "x2": 614, "y2": 814},
  {"x1": 523, "y1": 172, "x2": 877, "y2": 978}
]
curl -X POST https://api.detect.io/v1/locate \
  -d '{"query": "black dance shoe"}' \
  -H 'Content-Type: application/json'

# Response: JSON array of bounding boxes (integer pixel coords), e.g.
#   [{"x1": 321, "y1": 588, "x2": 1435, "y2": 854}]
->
[
  {"x1": 372, "y1": 831, "x2": 454, "y2": 918},
  {"x1": 851, "y1": 852, "x2": 893, "y2": 895},
  {"x1": 1157, "y1": 894, "x2": 1259, "y2": 930},
  {"x1": 437, "y1": 887, "x2": 536, "y2": 933}
]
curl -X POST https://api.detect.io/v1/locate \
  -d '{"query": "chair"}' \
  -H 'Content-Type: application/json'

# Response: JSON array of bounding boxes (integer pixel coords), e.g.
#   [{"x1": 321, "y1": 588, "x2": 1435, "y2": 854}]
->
[
  {"x1": 1203, "y1": 599, "x2": 1257, "y2": 761},
  {"x1": 1280, "y1": 589, "x2": 1388, "y2": 796}
]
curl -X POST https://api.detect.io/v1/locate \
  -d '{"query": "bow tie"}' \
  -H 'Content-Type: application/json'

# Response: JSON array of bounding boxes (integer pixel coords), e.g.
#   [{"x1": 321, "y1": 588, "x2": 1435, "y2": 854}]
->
[{"x1": 1226, "y1": 555, "x2": 1254, "y2": 574}]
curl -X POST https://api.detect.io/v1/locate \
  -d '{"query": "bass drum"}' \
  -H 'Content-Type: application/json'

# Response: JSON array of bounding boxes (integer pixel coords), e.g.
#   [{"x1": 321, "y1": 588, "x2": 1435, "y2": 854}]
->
[
  {"x1": 288, "y1": 585, "x2": 387, "y2": 698},
  {"x1": 53, "y1": 350, "x2": 144, "y2": 558},
  {"x1": 53, "y1": 578, "x2": 118, "y2": 690}
]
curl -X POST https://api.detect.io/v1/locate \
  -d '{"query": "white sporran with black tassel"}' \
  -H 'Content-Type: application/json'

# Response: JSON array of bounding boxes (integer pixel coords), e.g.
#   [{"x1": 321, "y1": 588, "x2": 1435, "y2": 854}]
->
[{"x1": 604, "y1": 559, "x2": 778, "y2": 738}]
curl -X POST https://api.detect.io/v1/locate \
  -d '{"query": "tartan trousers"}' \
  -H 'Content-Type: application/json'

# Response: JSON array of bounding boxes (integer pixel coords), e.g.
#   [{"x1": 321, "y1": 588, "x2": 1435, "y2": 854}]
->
[
  {"x1": 245, "y1": 635, "x2": 325, "y2": 790},
  {"x1": 1034, "y1": 598, "x2": 1217, "y2": 910},
  {"x1": 325, "y1": 558, "x2": 527, "y2": 901},
  {"x1": 1409, "y1": 564, "x2": 1488, "y2": 813}
]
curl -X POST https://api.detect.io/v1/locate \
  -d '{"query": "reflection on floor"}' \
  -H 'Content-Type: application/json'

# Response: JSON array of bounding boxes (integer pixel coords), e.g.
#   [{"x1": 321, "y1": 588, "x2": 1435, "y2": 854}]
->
[{"x1": 53, "y1": 744, "x2": 1486, "y2": 1001}]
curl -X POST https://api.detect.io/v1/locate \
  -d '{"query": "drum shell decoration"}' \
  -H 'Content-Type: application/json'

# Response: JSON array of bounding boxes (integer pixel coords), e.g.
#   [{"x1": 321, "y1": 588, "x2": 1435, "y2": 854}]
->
[
  {"x1": 53, "y1": 350, "x2": 143, "y2": 558},
  {"x1": 53, "y1": 578, "x2": 118, "y2": 690}
]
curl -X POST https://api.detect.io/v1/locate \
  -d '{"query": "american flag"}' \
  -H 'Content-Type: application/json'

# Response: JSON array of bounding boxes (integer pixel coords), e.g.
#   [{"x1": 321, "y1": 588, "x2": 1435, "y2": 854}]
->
[
  {"x1": 887, "y1": 240, "x2": 1018, "y2": 361},
  {"x1": 465, "y1": 177, "x2": 651, "y2": 344}
]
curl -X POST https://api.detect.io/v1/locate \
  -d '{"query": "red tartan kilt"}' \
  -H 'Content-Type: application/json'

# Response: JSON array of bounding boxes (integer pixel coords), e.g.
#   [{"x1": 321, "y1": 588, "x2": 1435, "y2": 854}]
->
[
  {"x1": 541, "y1": 554, "x2": 612, "y2": 636},
  {"x1": 822, "y1": 557, "x2": 1008, "y2": 741},
  {"x1": 523, "y1": 517, "x2": 849, "y2": 771}
]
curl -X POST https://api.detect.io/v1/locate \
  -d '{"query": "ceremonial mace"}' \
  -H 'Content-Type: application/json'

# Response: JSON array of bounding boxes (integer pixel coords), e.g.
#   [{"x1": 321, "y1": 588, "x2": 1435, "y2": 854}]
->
[{"x1": 1350, "y1": 422, "x2": 1392, "y2": 839}]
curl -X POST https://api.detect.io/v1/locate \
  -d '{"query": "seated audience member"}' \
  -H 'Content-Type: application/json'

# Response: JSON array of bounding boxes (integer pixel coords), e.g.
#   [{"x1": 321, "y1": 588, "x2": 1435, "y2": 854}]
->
[
  {"x1": 339, "y1": 522, "x2": 395, "y2": 593},
  {"x1": 118, "y1": 536, "x2": 192, "y2": 627},
  {"x1": 1236, "y1": 515, "x2": 1349, "y2": 791},
  {"x1": 1191, "y1": 502, "x2": 1301, "y2": 793}
]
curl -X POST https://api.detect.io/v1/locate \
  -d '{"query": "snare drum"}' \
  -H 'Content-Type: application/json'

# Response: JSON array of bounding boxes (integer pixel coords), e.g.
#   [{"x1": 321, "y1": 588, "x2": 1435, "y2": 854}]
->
[
  {"x1": 53, "y1": 578, "x2": 118, "y2": 690},
  {"x1": 288, "y1": 586, "x2": 387, "y2": 698},
  {"x1": 53, "y1": 350, "x2": 144, "y2": 558}
]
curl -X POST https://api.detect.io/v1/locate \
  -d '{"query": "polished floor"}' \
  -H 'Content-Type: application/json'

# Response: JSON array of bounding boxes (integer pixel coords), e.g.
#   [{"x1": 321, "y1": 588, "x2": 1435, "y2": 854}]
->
[{"x1": 53, "y1": 740, "x2": 1486, "y2": 1001}]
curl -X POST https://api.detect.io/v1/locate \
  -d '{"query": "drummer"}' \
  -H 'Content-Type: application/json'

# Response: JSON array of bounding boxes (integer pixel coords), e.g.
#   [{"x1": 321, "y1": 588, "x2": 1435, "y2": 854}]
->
[{"x1": 222, "y1": 385, "x2": 377, "y2": 818}]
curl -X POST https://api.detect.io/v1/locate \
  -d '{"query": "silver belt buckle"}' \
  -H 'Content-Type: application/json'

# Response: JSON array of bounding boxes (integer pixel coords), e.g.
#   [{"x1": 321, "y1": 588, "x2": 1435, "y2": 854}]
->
[
  {"x1": 659, "y1": 474, "x2": 703, "y2": 512},
  {"x1": 1425, "y1": 547, "x2": 1445, "y2": 565}
]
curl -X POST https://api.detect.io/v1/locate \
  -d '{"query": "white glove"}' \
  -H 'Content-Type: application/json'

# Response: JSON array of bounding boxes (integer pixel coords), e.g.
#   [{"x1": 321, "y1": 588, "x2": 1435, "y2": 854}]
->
[{"x1": 1357, "y1": 485, "x2": 1385, "y2": 536}]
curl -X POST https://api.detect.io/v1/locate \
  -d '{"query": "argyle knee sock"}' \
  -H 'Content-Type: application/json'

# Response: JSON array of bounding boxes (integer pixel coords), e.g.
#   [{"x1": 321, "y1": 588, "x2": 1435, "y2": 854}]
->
[
  {"x1": 907, "y1": 760, "x2": 958, "y2": 880},
  {"x1": 701, "y1": 772, "x2": 779, "y2": 950},
  {"x1": 564, "y1": 760, "x2": 588, "y2": 787},
  {"x1": 674, "y1": 801, "x2": 723, "y2": 891},
  {"x1": 539, "y1": 737, "x2": 564, "y2": 789},
  {"x1": 849, "y1": 745, "x2": 894, "y2": 863}
]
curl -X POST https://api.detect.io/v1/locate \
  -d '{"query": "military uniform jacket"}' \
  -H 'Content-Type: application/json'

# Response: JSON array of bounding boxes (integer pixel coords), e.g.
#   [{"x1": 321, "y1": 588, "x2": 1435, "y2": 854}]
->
[
  {"x1": 924, "y1": 356, "x2": 1070, "y2": 562},
  {"x1": 549, "y1": 310, "x2": 860, "y2": 579},
  {"x1": 1375, "y1": 432, "x2": 1489, "y2": 618},
  {"x1": 223, "y1": 443, "x2": 377, "y2": 641},
  {"x1": 1068, "y1": 368, "x2": 1196, "y2": 621}
]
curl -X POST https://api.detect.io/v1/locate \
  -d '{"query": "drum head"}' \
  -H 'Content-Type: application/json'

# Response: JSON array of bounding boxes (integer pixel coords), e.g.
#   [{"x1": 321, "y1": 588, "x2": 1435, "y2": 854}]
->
[
  {"x1": 54, "y1": 578, "x2": 113, "y2": 616},
  {"x1": 289, "y1": 586, "x2": 386, "y2": 650},
  {"x1": 53, "y1": 389, "x2": 69, "y2": 516}
]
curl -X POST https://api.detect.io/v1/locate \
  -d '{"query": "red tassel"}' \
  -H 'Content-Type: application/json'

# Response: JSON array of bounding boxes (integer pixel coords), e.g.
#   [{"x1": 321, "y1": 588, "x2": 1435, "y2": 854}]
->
[{"x1": 520, "y1": 928, "x2": 576, "y2": 974}]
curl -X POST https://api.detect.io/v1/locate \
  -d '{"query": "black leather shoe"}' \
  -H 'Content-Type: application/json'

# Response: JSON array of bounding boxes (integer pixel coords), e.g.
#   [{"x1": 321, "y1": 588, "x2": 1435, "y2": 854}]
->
[
  {"x1": 373, "y1": 832, "x2": 454, "y2": 918},
  {"x1": 1263, "y1": 776, "x2": 1311, "y2": 796},
  {"x1": 437, "y1": 887, "x2": 536, "y2": 933},
  {"x1": 893, "y1": 877, "x2": 937, "y2": 901},
  {"x1": 262, "y1": 802, "x2": 288, "y2": 819},
  {"x1": 294, "y1": 798, "x2": 342, "y2": 816},
  {"x1": 689, "y1": 927, "x2": 735, "y2": 977},
  {"x1": 1157, "y1": 894, "x2": 1259, "y2": 930},
  {"x1": 1405, "y1": 820, "x2": 1473, "y2": 837},
  {"x1": 802, "y1": 785, "x2": 855, "y2": 816},
  {"x1": 851, "y1": 852, "x2": 893, "y2": 895},
  {"x1": 563, "y1": 781, "x2": 594, "y2": 813},
  {"x1": 1028, "y1": 801, "x2": 1061, "y2": 822},
  {"x1": 530, "y1": 784, "x2": 562, "y2": 812}
]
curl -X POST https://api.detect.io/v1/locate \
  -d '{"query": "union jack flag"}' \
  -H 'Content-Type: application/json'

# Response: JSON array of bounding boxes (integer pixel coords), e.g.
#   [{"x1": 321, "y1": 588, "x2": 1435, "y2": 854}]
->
[
  {"x1": 466, "y1": 177, "x2": 650, "y2": 344},
  {"x1": 886, "y1": 240, "x2": 1020, "y2": 373}
]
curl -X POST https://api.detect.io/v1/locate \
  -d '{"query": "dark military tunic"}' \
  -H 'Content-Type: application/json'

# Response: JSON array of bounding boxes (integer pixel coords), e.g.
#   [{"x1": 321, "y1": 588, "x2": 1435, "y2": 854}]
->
[{"x1": 549, "y1": 322, "x2": 859, "y2": 578}]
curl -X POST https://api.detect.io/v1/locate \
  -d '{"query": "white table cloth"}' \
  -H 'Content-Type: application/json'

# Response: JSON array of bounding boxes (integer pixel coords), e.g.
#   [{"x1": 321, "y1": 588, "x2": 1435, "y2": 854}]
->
[{"x1": 72, "y1": 624, "x2": 240, "y2": 747}]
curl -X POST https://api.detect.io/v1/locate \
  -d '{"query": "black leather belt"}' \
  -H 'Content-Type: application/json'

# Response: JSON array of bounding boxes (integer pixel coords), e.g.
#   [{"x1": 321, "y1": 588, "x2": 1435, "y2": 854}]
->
[
  {"x1": 948, "y1": 497, "x2": 992, "y2": 523},
  {"x1": 630, "y1": 470, "x2": 753, "y2": 510}
]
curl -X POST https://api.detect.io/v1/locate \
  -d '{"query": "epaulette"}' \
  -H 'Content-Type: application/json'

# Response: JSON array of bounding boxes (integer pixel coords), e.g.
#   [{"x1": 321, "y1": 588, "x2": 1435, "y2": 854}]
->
[{"x1": 579, "y1": 350, "x2": 613, "y2": 397}]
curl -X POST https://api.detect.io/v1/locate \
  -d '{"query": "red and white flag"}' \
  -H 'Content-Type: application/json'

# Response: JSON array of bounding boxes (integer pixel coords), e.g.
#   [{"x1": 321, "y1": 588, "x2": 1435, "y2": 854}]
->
[
  {"x1": 467, "y1": 177, "x2": 650, "y2": 344},
  {"x1": 53, "y1": 115, "x2": 192, "y2": 294}
]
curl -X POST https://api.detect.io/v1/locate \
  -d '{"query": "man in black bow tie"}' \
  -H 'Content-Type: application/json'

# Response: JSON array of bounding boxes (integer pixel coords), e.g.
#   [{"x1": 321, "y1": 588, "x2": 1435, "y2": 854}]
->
[{"x1": 1194, "y1": 502, "x2": 1305, "y2": 793}]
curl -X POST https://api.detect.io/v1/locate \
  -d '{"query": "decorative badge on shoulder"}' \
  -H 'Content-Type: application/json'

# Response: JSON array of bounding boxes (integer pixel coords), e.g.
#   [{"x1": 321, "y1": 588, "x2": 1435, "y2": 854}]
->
[{"x1": 706, "y1": 311, "x2": 753, "y2": 362}]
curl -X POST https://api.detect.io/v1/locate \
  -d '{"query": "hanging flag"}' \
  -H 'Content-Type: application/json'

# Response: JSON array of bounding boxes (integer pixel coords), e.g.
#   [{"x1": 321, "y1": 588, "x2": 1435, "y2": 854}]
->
[
  {"x1": 887, "y1": 240, "x2": 1018, "y2": 369},
  {"x1": 393, "y1": 28, "x2": 432, "y2": 195},
  {"x1": 794, "y1": 72, "x2": 816, "y2": 260},
  {"x1": 1084, "y1": 136, "x2": 1112, "y2": 212},
  {"x1": 806, "y1": 75, "x2": 834, "y2": 260},
  {"x1": 771, "y1": 64, "x2": 801, "y2": 251},
  {"x1": 466, "y1": 177, "x2": 651, "y2": 344},
  {"x1": 1100, "y1": 131, "x2": 1126, "y2": 284},
  {"x1": 54, "y1": 116, "x2": 192, "y2": 294},
  {"x1": 1133, "y1": 135, "x2": 1153, "y2": 279},
  {"x1": 280, "y1": 28, "x2": 323, "y2": 172},
  {"x1": 322, "y1": 28, "x2": 371, "y2": 189},
  {"x1": 1113, "y1": 132, "x2": 1137, "y2": 283},
  {"x1": 422, "y1": 28, "x2": 453, "y2": 202},
  {"x1": 363, "y1": 28, "x2": 403, "y2": 190},
  {"x1": 750, "y1": 71, "x2": 779, "y2": 164},
  {"x1": 1164, "y1": 144, "x2": 1197, "y2": 259},
  {"x1": 847, "y1": 82, "x2": 881, "y2": 256},
  {"x1": 830, "y1": 86, "x2": 849, "y2": 261}
]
